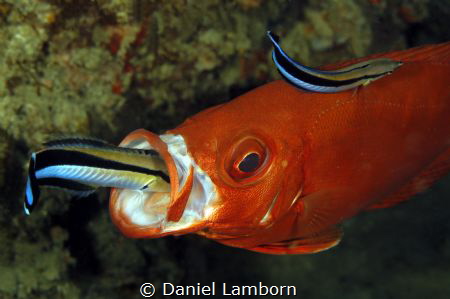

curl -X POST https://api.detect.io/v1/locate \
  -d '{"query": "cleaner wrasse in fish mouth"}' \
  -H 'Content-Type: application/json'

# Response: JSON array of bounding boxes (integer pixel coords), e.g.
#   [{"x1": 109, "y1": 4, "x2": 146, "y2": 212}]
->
[
  {"x1": 25, "y1": 41, "x2": 450, "y2": 254},
  {"x1": 24, "y1": 138, "x2": 170, "y2": 215}
]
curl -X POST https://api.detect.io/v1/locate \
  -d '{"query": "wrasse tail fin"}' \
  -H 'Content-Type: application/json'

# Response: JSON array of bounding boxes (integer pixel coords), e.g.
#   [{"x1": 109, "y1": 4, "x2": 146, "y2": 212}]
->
[
  {"x1": 247, "y1": 226, "x2": 342, "y2": 255},
  {"x1": 366, "y1": 148, "x2": 450, "y2": 210},
  {"x1": 24, "y1": 159, "x2": 98, "y2": 215},
  {"x1": 24, "y1": 153, "x2": 40, "y2": 215}
]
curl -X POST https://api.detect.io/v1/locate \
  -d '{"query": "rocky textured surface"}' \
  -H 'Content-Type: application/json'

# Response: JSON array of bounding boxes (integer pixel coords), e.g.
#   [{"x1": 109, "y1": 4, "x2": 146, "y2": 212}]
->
[{"x1": 0, "y1": 0, "x2": 448, "y2": 298}]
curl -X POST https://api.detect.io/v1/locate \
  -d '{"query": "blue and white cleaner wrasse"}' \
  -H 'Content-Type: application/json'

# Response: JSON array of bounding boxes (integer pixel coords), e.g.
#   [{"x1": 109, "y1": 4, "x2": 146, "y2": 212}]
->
[
  {"x1": 267, "y1": 31, "x2": 403, "y2": 93},
  {"x1": 24, "y1": 137, "x2": 170, "y2": 215}
]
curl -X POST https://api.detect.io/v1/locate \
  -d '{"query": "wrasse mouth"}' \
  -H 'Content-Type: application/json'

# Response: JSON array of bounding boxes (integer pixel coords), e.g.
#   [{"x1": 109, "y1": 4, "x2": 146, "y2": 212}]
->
[{"x1": 109, "y1": 129, "x2": 217, "y2": 238}]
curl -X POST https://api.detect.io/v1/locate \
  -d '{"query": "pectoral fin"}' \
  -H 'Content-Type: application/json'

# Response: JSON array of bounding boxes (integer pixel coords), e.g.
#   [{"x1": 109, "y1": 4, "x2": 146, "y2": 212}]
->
[{"x1": 247, "y1": 226, "x2": 342, "y2": 255}]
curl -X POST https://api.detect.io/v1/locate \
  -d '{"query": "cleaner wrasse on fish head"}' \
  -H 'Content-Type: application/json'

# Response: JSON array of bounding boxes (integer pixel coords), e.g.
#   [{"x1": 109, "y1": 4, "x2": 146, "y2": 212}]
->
[
  {"x1": 25, "y1": 41, "x2": 450, "y2": 255},
  {"x1": 267, "y1": 31, "x2": 403, "y2": 92}
]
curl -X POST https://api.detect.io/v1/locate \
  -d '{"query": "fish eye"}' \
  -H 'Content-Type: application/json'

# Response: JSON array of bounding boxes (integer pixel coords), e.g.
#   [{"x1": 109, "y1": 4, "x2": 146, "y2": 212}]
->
[
  {"x1": 225, "y1": 137, "x2": 269, "y2": 183},
  {"x1": 238, "y1": 153, "x2": 260, "y2": 173}
]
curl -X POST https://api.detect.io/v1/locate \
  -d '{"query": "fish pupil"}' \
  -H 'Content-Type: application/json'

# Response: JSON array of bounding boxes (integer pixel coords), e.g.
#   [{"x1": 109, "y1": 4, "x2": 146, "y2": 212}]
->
[{"x1": 238, "y1": 153, "x2": 260, "y2": 173}]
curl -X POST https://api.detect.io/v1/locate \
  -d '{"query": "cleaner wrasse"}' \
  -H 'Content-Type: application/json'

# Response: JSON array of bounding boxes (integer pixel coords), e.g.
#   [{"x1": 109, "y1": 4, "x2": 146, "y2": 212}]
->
[
  {"x1": 24, "y1": 138, "x2": 170, "y2": 215},
  {"x1": 267, "y1": 31, "x2": 403, "y2": 92},
  {"x1": 109, "y1": 41, "x2": 450, "y2": 254}
]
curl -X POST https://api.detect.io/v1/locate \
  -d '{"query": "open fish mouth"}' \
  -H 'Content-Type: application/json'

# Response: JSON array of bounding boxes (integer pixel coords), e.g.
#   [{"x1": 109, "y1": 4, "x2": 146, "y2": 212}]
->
[{"x1": 109, "y1": 129, "x2": 217, "y2": 237}]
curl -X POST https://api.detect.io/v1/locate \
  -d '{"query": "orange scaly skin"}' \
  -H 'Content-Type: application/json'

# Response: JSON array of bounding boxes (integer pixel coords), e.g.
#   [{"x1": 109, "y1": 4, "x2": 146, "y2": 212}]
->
[{"x1": 110, "y1": 42, "x2": 450, "y2": 254}]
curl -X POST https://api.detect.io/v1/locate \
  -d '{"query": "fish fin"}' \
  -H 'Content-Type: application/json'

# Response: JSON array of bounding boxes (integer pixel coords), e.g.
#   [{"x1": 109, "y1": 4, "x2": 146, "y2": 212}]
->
[
  {"x1": 44, "y1": 137, "x2": 159, "y2": 156},
  {"x1": 24, "y1": 152, "x2": 97, "y2": 215},
  {"x1": 385, "y1": 41, "x2": 450, "y2": 64},
  {"x1": 323, "y1": 42, "x2": 450, "y2": 71},
  {"x1": 37, "y1": 177, "x2": 98, "y2": 195},
  {"x1": 24, "y1": 153, "x2": 40, "y2": 215},
  {"x1": 247, "y1": 226, "x2": 342, "y2": 255},
  {"x1": 366, "y1": 149, "x2": 450, "y2": 210},
  {"x1": 44, "y1": 136, "x2": 114, "y2": 148},
  {"x1": 293, "y1": 190, "x2": 345, "y2": 238},
  {"x1": 68, "y1": 189, "x2": 97, "y2": 199}
]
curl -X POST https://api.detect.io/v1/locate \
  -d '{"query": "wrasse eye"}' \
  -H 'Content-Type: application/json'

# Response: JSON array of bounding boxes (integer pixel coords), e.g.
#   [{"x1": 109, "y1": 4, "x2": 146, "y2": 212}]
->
[{"x1": 238, "y1": 153, "x2": 261, "y2": 173}]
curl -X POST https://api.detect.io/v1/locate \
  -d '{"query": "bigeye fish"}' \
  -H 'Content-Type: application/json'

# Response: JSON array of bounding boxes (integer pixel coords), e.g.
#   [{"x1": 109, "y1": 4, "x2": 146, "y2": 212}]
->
[
  {"x1": 25, "y1": 41, "x2": 450, "y2": 255},
  {"x1": 108, "y1": 41, "x2": 449, "y2": 254},
  {"x1": 24, "y1": 137, "x2": 170, "y2": 215},
  {"x1": 267, "y1": 31, "x2": 403, "y2": 92}
]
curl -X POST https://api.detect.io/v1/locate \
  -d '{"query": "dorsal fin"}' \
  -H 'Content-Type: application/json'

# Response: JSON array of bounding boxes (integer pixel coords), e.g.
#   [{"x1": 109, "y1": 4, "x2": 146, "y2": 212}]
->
[
  {"x1": 322, "y1": 42, "x2": 450, "y2": 72},
  {"x1": 44, "y1": 137, "x2": 114, "y2": 148},
  {"x1": 43, "y1": 137, "x2": 159, "y2": 156}
]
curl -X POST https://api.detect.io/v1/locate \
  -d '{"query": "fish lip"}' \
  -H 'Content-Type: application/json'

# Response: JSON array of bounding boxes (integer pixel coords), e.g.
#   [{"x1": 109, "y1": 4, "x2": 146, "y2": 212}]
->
[{"x1": 109, "y1": 129, "x2": 215, "y2": 238}]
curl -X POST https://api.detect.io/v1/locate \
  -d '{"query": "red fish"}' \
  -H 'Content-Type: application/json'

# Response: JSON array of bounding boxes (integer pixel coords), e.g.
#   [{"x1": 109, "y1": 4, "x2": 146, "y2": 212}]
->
[{"x1": 109, "y1": 42, "x2": 450, "y2": 254}]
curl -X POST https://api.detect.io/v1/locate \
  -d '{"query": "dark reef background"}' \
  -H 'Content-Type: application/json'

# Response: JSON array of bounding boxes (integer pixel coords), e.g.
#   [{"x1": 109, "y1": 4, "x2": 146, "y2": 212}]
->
[{"x1": 0, "y1": 0, "x2": 449, "y2": 298}]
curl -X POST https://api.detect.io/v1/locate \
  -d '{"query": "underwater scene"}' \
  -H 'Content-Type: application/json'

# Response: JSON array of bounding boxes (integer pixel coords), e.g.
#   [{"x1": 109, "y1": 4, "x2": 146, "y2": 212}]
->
[{"x1": 0, "y1": 0, "x2": 449, "y2": 298}]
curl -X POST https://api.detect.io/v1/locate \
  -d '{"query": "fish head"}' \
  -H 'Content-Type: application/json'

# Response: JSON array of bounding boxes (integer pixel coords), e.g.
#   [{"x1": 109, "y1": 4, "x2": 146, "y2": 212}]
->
[{"x1": 110, "y1": 84, "x2": 306, "y2": 246}]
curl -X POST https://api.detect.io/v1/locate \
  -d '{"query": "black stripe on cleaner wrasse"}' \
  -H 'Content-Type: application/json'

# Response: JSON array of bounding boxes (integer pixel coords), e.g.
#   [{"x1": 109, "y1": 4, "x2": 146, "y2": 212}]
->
[
  {"x1": 267, "y1": 31, "x2": 403, "y2": 93},
  {"x1": 24, "y1": 137, "x2": 170, "y2": 215},
  {"x1": 44, "y1": 137, "x2": 160, "y2": 156}
]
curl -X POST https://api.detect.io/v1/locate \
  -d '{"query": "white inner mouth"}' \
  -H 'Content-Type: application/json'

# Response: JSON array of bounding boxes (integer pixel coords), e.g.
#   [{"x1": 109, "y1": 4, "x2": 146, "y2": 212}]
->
[{"x1": 114, "y1": 134, "x2": 217, "y2": 233}]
